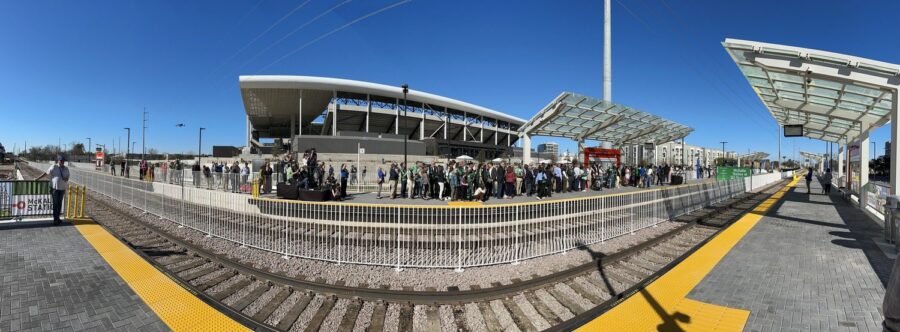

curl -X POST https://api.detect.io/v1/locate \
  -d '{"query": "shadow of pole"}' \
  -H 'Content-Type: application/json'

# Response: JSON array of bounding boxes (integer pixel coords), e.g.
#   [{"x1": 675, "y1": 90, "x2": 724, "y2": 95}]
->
[{"x1": 575, "y1": 241, "x2": 691, "y2": 331}]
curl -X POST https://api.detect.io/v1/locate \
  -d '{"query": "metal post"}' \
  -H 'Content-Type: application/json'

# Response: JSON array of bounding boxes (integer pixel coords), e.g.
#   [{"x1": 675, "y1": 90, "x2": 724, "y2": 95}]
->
[
  {"x1": 124, "y1": 127, "x2": 130, "y2": 178},
  {"x1": 198, "y1": 127, "x2": 205, "y2": 166},
  {"x1": 402, "y1": 84, "x2": 409, "y2": 167},
  {"x1": 603, "y1": 0, "x2": 611, "y2": 102}
]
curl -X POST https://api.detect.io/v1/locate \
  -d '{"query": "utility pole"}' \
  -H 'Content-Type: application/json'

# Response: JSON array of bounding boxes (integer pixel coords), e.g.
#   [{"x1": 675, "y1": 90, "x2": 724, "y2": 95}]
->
[
  {"x1": 198, "y1": 127, "x2": 206, "y2": 166},
  {"x1": 142, "y1": 108, "x2": 149, "y2": 160},
  {"x1": 603, "y1": 0, "x2": 611, "y2": 101},
  {"x1": 720, "y1": 141, "x2": 728, "y2": 166},
  {"x1": 124, "y1": 127, "x2": 130, "y2": 178},
  {"x1": 86, "y1": 137, "x2": 92, "y2": 156}
]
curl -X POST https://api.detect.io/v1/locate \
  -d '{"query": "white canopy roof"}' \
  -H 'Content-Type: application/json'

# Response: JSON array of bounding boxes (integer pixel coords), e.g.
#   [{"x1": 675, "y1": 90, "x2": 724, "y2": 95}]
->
[
  {"x1": 722, "y1": 39, "x2": 899, "y2": 143},
  {"x1": 521, "y1": 92, "x2": 693, "y2": 145}
]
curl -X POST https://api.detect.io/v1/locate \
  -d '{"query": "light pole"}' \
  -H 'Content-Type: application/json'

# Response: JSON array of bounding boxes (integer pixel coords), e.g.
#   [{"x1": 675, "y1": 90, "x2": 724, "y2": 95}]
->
[
  {"x1": 86, "y1": 137, "x2": 92, "y2": 156},
  {"x1": 401, "y1": 84, "x2": 409, "y2": 168},
  {"x1": 719, "y1": 141, "x2": 727, "y2": 166},
  {"x1": 198, "y1": 127, "x2": 206, "y2": 166},
  {"x1": 142, "y1": 109, "x2": 148, "y2": 161},
  {"x1": 124, "y1": 127, "x2": 131, "y2": 175}
]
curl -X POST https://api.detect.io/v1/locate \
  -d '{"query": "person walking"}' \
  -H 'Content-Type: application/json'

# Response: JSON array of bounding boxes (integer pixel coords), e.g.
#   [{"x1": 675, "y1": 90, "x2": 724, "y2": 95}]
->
[
  {"x1": 822, "y1": 168, "x2": 832, "y2": 194},
  {"x1": 805, "y1": 167, "x2": 814, "y2": 194},
  {"x1": 47, "y1": 155, "x2": 70, "y2": 225}
]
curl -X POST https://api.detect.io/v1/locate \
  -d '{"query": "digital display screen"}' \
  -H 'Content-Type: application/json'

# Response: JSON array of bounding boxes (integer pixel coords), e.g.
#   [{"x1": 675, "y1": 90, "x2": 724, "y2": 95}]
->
[{"x1": 784, "y1": 125, "x2": 803, "y2": 137}]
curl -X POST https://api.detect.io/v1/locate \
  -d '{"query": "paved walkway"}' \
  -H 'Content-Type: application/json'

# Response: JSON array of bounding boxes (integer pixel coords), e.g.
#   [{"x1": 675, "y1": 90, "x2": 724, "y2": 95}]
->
[
  {"x1": 0, "y1": 219, "x2": 168, "y2": 331},
  {"x1": 687, "y1": 178, "x2": 893, "y2": 331}
]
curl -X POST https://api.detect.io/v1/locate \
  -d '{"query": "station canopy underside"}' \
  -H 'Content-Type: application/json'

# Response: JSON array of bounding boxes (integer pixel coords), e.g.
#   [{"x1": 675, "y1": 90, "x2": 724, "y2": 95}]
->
[
  {"x1": 521, "y1": 92, "x2": 693, "y2": 145},
  {"x1": 800, "y1": 151, "x2": 824, "y2": 161},
  {"x1": 740, "y1": 151, "x2": 769, "y2": 160},
  {"x1": 723, "y1": 38, "x2": 900, "y2": 143}
]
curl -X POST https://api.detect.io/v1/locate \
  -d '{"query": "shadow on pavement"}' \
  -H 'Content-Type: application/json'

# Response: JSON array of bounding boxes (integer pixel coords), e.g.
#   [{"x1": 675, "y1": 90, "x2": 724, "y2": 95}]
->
[{"x1": 576, "y1": 241, "x2": 691, "y2": 331}]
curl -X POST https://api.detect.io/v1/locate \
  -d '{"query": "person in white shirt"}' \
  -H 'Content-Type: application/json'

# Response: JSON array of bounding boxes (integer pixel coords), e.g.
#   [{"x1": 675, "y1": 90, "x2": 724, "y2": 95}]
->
[{"x1": 47, "y1": 155, "x2": 70, "y2": 225}]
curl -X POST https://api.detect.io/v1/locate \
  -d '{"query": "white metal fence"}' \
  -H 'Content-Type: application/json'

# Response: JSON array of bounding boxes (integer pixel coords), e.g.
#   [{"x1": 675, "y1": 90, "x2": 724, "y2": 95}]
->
[{"x1": 68, "y1": 164, "x2": 746, "y2": 270}]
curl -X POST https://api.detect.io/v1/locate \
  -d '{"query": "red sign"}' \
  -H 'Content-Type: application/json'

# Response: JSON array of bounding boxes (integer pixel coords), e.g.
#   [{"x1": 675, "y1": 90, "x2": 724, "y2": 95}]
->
[{"x1": 95, "y1": 151, "x2": 105, "y2": 159}]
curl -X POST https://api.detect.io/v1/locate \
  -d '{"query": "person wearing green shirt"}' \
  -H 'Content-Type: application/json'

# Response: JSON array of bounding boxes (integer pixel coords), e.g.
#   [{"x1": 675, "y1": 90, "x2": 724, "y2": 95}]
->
[{"x1": 514, "y1": 164, "x2": 524, "y2": 196}]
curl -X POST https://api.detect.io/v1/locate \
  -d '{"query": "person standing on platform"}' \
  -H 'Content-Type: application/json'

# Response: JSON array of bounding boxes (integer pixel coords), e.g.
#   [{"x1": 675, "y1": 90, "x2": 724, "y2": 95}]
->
[
  {"x1": 240, "y1": 162, "x2": 250, "y2": 189},
  {"x1": 805, "y1": 167, "x2": 813, "y2": 194},
  {"x1": 110, "y1": 162, "x2": 116, "y2": 176},
  {"x1": 47, "y1": 155, "x2": 70, "y2": 225},
  {"x1": 822, "y1": 168, "x2": 832, "y2": 194},
  {"x1": 362, "y1": 166, "x2": 367, "y2": 184},
  {"x1": 340, "y1": 164, "x2": 349, "y2": 199},
  {"x1": 376, "y1": 167, "x2": 385, "y2": 199},
  {"x1": 389, "y1": 163, "x2": 399, "y2": 199}
]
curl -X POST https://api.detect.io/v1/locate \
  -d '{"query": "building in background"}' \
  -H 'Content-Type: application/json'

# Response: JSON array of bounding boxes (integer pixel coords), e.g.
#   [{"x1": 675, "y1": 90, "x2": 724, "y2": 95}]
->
[
  {"x1": 620, "y1": 142, "x2": 736, "y2": 167},
  {"x1": 240, "y1": 76, "x2": 526, "y2": 161},
  {"x1": 536, "y1": 142, "x2": 559, "y2": 157}
]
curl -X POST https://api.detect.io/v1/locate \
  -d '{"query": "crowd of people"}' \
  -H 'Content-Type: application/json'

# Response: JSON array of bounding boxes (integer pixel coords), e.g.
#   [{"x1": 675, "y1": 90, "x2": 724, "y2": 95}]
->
[
  {"x1": 101, "y1": 148, "x2": 719, "y2": 203},
  {"x1": 366, "y1": 160, "x2": 705, "y2": 202}
]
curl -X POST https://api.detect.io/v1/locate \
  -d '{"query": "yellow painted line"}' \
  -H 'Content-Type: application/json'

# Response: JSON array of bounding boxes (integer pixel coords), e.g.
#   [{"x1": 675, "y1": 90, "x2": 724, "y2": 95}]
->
[
  {"x1": 70, "y1": 218, "x2": 251, "y2": 332},
  {"x1": 447, "y1": 201, "x2": 483, "y2": 207},
  {"x1": 578, "y1": 176, "x2": 800, "y2": 332}
]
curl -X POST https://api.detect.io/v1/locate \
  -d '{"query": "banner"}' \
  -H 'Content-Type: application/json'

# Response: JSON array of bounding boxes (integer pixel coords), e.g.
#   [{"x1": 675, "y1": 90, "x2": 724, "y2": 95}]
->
[
  {"x1": 716, "y1": 166, "x2": 751, "y2": 181},
  {"x1": 11, "y1": 195, "x2": 53, "y2": 216}
]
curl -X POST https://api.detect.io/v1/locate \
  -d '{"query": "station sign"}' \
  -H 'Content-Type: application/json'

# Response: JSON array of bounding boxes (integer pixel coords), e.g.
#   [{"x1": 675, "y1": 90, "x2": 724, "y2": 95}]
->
[{"x1": 716, "y1": 166, "x2": 751, "y2": 181}]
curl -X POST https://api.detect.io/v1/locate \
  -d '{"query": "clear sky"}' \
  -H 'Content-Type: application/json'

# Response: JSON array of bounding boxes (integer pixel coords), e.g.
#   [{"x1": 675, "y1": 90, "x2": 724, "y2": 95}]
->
[{"x1": 2, "y1": 0, "x2": 899, "y2": 161}]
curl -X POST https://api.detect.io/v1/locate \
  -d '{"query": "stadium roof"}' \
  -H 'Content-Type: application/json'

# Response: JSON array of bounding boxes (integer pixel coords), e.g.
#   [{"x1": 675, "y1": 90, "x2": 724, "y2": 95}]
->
[
  {"x1": 723, "y1": 38, "x2": 899, "y2": 143},
  {"x1": 240, "y1": 75, "x2": 526, "y2": 126},
  {"x1": 521, "y1": 92, "x2": 693, "y2": 145}
]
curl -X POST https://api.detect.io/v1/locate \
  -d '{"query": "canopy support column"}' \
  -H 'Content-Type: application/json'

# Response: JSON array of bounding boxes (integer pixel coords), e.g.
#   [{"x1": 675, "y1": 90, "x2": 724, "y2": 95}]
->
[
  {"x1": 892, "y1": 95, "x2": 900, "y2": 195},
  {"x1": 331, "y1": 91, "x2": 338, "y2": 136},
  {"x1": 298, "y1": 96, "x2": 303, "y2": 136},
  {"x1": 860, "y1": 134, "x2": 870, "y2": 207},
  {"x1": 838, "y1": 142, "x2": 844, "y2": 186},
  {"x1": 365, "y1": 94, "x2": 370, "y2": 133},
  {"x1": 522, "y1": 134, "x2": 532, "y2": 165}
]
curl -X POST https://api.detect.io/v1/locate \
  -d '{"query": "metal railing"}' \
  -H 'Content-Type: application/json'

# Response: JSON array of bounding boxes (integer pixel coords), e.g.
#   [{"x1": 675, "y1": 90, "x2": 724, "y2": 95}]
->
[{"x1": 67, "y1": 164, "x2": 747, "y2": 269}]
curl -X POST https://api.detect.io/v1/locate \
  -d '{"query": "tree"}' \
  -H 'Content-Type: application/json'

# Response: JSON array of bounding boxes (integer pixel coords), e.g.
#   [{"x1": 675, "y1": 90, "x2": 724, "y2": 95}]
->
[{"x1": 71, "y1": 142, "x2": 85, "y2": 156}]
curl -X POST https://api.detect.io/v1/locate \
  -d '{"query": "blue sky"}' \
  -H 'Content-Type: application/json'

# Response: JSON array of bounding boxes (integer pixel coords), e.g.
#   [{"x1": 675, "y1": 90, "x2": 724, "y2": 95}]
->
[{"x1": 2, "y1": 0, "x2": 899, "y2": 161}]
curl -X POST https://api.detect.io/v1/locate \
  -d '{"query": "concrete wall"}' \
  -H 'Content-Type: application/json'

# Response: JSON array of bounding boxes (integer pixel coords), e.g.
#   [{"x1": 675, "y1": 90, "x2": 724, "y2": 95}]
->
[
  {"x1": 293, "y1": 135, "x2": 425, "y2": 155},
  {"x1": 744, "y1": 171, "x2": 786, "y2": 192}
]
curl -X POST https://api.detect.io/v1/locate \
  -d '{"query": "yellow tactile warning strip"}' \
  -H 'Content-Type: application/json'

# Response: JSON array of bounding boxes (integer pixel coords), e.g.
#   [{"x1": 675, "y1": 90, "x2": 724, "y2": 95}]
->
[
  {"x1": 70, "y1": 218, "x2": 251, "y2": 332},
  {"x1": 447, "y1": 201, "x2": 484, "y2": 206},
  {"x1": 578, "y1": 176, "x2": 800, "y2": 331}
]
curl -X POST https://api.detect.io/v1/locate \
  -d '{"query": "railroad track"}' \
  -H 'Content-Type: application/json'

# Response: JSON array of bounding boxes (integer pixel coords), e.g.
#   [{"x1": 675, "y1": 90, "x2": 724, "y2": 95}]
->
[{"x1": 79, "y1": 178, "x2": 786, "y2": 332}]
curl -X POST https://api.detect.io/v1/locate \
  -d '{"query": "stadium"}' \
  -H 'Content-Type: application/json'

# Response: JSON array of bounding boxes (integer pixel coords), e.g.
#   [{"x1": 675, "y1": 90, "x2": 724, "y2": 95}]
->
[{"x1": 240, "y1": 75, "x2": 528, "y2": 161}]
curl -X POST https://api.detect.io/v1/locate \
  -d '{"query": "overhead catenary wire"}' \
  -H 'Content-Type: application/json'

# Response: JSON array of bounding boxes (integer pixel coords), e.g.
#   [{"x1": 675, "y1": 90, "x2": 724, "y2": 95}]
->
[
  {"x1": 232, "y1": 0, "x2": 353, "y2": 75},
  {"x1": 258, "y1": 0, "x2": 412, "y2": 73},
  {"x1": 613, "y1": 0, "x2": 776, "y2": 149},
  {"x1": 209, "y1": 0, "x2": 313, "y2": 76}
]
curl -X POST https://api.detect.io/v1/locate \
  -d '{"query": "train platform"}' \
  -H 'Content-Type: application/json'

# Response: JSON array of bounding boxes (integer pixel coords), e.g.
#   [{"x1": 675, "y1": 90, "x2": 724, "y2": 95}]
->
[
  {"x1": 0, "y1": 217, "x2": 249, "y2": 332},
  {"x1": 579, "y1": 176, "x2": 895, "y2": 331}
]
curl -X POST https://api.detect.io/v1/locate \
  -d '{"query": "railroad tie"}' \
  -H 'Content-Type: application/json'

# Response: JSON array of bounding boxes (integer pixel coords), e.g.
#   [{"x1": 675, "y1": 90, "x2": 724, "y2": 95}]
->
[
  {"x1": 211, "y1": 278, "x2": 252, "y2": 302},
  {"x1": 578, "y1": 276, "x2": 613, "y2": 301},
  {"x1": 525, "y1": 292, "x2": 561, "y2": 325},
  {"x1": 367, "y1": 302, "x2": 387, "y2": 332},
  {"x1": 197, "y1": 270, "x2": 236, "y2": 292},
  {"x1": 425, "y1": 306, "x2": 441, "y2": 332},
  {"x1": 566, "y1": 281, "x2": 603, "y2": 305},
  {"x1": 180, "y1": 265, "x2": 219, "y2": 282},
  {"x1": 336, "y1": 300, "x2": 362, "y2": 332},
  {"x1": 168, "y1": 259, "x2": 206, "y2": 274},
  {"x1": 546, "y1": 287, "x2": 587, "y2": 315},
  {"x1": 477, "y1": 302, "x2": 502, "y2": 332},
  {"x1": 304, "y1": 296, "x2": 336, "y2": 332},
  {"x1": 451, "y1": 305, "x2": 470, "y2": 332},
  {"x1": 275, "y1": 293, "x2": 312, "y2": 331},
  {"x1": 252, "y1": 287, "x2": 291, "y2": 322},
  {"x1": 398, "y1": 305, "x2": 414, "y2": 332},
  {"x1": 500, "y1": 298, "x2": 538, "y2": 332},
  {"x1": 232, "y1": 283, "x2": 270, "y2": 312}
]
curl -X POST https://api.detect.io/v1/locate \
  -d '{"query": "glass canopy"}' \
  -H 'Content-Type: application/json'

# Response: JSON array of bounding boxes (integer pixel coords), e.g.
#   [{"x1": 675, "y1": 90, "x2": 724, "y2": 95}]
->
[
  {"x1": 521, "y1": 92, "x2": 693, "y2": 145},
  {"x1": 740, "y1": 151, "x2": 769, "y2": 161},
  {"x1": 723, "y1": 39, "x2": 898, "y2": 143}
]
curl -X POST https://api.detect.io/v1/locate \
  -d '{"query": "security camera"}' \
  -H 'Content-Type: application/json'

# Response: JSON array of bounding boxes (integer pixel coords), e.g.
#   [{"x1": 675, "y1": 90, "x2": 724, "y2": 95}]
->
[{"x1": 806, "y1": 77, "x2": 812, "y2": 84}]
